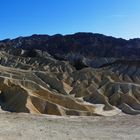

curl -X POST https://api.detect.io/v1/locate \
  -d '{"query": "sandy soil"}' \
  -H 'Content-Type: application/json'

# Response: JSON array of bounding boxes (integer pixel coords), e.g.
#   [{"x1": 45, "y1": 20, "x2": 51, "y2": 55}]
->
[{"x1": 0, "y1": 112, "x2": 139, "y2": 140}]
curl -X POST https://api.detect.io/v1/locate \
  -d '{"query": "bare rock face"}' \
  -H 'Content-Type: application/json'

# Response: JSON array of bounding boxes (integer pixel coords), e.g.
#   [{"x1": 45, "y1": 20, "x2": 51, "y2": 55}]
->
[
  {"x1": 0, "y1": 65, "x2": 99, "y2": 116},
  {"x1": 0, "y1": 33, "x2": 140, "y2": 116}
]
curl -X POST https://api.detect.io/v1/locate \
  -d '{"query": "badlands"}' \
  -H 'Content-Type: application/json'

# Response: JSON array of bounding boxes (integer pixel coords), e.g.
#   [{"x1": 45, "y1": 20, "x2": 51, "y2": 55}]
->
[{"x1": 0, "y1": 33, "x2": 139, "y2": 139}]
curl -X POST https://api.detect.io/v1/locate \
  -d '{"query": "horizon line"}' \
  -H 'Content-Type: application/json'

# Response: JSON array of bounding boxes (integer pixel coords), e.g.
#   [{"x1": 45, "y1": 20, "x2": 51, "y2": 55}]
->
[{"x1": 0, "y1": 32, "x2": 140, "y2": 41}]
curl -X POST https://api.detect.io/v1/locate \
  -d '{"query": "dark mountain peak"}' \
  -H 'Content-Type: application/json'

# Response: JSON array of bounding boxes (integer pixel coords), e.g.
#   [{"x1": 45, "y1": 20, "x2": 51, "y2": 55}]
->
[{"x1": 0, "y1": 32, "x2": 140, "y2": 59}]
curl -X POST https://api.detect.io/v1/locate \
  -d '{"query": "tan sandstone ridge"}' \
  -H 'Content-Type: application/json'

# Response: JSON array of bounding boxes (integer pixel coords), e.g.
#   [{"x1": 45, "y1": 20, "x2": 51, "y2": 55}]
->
[
  {"x1": 0, "y1": 48, "x2": 139, "y2": 116},
  {"x1": 0, "y1": 33, "x2": 140, "y2": 116},
  {"x1": 0, "y1": 64, "x2": 116, "y2": 116}
]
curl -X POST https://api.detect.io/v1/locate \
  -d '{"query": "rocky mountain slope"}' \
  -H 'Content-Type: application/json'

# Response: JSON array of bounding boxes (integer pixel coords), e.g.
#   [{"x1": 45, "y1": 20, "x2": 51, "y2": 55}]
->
[{"x1": 0, "y1": 32, "x2": 140, "y2": 116}]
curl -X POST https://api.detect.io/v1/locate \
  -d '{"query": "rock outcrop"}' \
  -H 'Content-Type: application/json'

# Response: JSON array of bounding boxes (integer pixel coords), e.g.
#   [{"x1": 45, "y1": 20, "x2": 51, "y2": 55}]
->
[{"x1": 0, "y1": 33, "x2": 139, "y2": 116}]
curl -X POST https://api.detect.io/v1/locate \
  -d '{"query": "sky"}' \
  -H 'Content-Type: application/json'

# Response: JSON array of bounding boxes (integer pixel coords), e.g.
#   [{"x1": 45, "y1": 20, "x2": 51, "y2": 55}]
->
[{"x1": 0, "y1": 0, "x2": 140, "y2": 40}]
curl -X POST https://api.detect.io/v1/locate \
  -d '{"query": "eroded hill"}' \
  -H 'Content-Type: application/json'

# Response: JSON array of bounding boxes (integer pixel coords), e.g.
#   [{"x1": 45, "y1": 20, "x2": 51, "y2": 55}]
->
[{"x1": 0, "y1": 33, "x2": 140, "y2": 116}]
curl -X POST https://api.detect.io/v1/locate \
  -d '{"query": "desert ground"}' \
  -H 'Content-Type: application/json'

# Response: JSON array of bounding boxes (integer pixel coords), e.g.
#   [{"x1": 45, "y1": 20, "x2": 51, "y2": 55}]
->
[{"x1": 0, "y1": 112, "x2": 139, "y2": 140}]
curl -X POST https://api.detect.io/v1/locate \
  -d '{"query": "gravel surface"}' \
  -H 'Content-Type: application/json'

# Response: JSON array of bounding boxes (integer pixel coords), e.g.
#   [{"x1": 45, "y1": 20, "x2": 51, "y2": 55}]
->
[{"x1": 0, "y1": 112, "x2": 139, "y2": 140}]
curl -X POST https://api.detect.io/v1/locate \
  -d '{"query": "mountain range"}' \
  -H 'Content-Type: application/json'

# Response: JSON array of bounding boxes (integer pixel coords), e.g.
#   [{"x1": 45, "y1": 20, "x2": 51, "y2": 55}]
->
[{"x1": 0, "y1": 32, "x2": 140, "y2": 116}]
